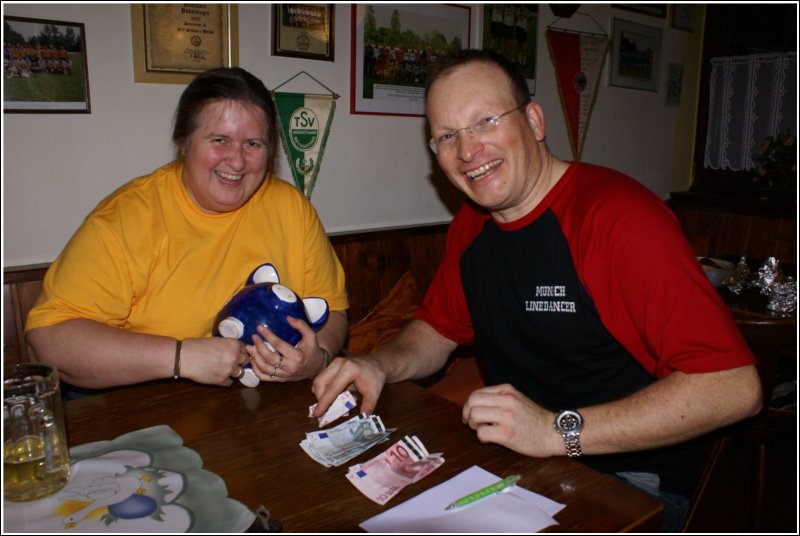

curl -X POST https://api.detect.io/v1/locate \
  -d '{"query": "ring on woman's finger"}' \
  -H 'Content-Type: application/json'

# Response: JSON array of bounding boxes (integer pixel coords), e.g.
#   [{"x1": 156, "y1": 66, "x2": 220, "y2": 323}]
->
[{"x1": 233, "y1": 367, "x2": 245, "y2": 379}]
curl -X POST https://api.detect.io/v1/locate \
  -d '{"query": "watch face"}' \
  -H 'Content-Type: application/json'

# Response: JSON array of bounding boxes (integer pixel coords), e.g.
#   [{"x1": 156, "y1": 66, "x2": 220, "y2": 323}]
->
[{"x1": 557, "y1": 410, "x2": 582, "y2": 432}]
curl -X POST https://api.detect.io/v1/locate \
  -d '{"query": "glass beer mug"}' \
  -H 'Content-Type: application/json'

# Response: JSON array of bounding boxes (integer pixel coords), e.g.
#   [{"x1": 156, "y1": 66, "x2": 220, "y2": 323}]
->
[{"x1": 4, "y1": 363, "x2": 70, "y2": 501}]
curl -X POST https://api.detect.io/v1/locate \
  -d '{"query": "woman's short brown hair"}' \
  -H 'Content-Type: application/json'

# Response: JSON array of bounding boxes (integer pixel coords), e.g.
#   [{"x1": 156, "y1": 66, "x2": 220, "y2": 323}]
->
[{"x1": 172, "y1": 67, "x2": 277, "y2": 157}]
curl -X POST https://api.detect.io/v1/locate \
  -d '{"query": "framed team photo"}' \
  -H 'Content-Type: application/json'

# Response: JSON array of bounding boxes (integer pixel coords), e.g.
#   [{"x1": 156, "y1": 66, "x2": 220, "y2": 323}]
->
[
  {"x1": 351, "y1": 3, "x2": 471, "y2": 117},
  {"x1": 481, "y1": 4, "x2": 538, "y2": 94},
  {"x1": 3, "y1": 16, "x2": 91, "y2": 113},
  {"x1": 609, "y1": 18, "x2": 662, "y2": 92}
]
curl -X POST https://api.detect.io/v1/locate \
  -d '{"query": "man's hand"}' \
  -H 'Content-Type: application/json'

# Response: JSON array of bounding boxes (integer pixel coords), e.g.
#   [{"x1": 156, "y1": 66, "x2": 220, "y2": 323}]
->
[
  {"x1": 311, "y1": 355, "x2": 389, "y2": 416},
  {"x1": 311, "y1": 319, "x2": 456, "y2": 419},
  {"x1": 462, "y1": 383, "x2": 561, "y2": 457}
]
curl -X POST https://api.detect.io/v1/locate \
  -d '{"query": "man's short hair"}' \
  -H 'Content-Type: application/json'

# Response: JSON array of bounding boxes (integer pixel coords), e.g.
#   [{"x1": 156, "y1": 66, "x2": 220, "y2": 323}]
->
[{"x1": 424, "y1": 49, "x2": 531, "y2": 106}]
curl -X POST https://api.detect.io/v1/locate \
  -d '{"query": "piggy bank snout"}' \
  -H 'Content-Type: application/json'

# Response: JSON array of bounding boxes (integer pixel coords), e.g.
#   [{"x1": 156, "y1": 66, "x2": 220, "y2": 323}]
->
[{"x1": 271, "y1": 284, "x2": 298, "y2": 305}]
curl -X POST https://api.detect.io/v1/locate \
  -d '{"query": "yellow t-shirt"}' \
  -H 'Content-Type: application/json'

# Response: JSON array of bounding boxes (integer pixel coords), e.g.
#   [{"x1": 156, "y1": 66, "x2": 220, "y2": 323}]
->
[{"x1": 26, "y1": 161, "x2": 348, "y2": 339}]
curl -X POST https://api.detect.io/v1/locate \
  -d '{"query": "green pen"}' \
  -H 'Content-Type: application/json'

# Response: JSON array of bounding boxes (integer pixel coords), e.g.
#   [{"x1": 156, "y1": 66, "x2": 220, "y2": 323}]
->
[{"x1": 445, "y1": 474, "x2": 521, "y2": 511}]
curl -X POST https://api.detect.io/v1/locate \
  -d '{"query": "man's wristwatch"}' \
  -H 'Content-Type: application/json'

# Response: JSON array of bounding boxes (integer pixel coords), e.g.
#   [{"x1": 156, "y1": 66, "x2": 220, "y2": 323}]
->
[{"x1": 554, "y1": 409, "x2": 584, "y2": 457}]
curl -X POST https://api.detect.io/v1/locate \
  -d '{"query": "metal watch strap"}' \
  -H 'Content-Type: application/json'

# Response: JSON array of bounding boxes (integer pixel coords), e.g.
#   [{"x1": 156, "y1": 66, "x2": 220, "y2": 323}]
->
[
  {"x1": 555, "y1": 410, "x2": 583, "y2": 458},
  {"x1": 563, "y1": 432, "x2": 582, "y2": 457}
]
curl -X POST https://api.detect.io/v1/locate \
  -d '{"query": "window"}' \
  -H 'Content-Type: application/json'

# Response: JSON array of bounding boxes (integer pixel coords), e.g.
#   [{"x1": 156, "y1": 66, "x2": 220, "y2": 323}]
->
[
  {"x1": 691, "y1": 4, "x2": 796, "y2": 194},
  {"x1": 704, "y1": 52, "x2": 796, "y2": 172}
]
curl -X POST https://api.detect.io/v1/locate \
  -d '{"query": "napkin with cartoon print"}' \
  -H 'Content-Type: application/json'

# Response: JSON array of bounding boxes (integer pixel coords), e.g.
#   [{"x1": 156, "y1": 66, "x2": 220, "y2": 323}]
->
[{"x1": 4, "y1": 425, "x2": 255, "y2": 533}]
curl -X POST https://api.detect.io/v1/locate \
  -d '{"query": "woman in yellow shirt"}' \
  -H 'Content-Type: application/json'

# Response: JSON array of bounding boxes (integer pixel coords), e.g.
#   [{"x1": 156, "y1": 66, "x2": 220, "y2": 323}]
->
[{"x1": 26, "y1": 67, "x2": 349, "y2": 394}]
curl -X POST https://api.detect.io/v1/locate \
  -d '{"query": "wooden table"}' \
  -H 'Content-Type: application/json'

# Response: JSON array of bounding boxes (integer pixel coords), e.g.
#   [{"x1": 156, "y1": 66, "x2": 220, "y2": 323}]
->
[{"x1": 63, "y1": 379, "x2": 662, "y2": 532}]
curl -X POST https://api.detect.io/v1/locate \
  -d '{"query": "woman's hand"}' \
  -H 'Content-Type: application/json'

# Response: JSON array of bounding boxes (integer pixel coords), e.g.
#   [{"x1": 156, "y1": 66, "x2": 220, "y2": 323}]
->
[
  {"x1": 246, "y1": 317, "x2": 326, "y2": 382},
  {"x1": 180, "y1": 337, "x2": 250, "y2": 386}
]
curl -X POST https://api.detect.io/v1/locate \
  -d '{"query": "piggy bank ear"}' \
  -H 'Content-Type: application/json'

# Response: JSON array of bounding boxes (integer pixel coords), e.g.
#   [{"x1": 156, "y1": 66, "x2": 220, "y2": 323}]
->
[
  {"x1": 303, "y1": 297, "x2": 329, "y2": 329},
  {"x1": 247, "y1": 263, "x2": 280, "y2": 285}
]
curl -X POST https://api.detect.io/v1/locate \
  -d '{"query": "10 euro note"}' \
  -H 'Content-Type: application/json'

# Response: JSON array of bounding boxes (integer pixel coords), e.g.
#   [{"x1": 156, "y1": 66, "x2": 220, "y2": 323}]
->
[
  {"x1": 346, "y1": 435, "x2": 444, "y2": 505},
  {"x1": 301, "y1": 414, "x2": 395, "y2": 467}
]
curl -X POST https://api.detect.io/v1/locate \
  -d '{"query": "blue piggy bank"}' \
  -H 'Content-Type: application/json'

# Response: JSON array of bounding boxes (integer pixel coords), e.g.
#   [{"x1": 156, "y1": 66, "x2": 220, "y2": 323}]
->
[{"x1": 213, "y1": 263, "x2": 329, "y2": 387}]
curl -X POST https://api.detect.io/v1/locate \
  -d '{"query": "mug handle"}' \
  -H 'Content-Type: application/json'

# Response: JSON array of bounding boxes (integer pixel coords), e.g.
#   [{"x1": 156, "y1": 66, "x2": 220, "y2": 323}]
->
[{"x1": 30, "y1": 403, "x2": 64, "y2": 473}]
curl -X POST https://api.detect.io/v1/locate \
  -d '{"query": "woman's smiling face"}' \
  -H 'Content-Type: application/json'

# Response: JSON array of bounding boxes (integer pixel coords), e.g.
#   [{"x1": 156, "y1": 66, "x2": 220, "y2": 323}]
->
[{"x1": 181, "y1": 99, "x2": 270, "y2": 214}]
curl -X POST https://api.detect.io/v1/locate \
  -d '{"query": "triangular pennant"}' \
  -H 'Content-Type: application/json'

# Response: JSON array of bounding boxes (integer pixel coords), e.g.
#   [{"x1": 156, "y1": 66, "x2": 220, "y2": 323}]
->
[
  {"x1": 546, "y1": 29, "x2": 609, "y2": 160},
  {"x1": 273, "y1": 92, "x2": 336, "y2": 198}
]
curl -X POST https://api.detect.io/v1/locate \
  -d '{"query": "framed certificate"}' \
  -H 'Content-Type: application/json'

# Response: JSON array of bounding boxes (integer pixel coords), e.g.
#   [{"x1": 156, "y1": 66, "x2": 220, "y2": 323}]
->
[
  {"x1": 130, "y1": 4, "x2": 238, "y2": 84},
  {"x1": 272, "y1": 4, "x2": 335, "y2": 61}
]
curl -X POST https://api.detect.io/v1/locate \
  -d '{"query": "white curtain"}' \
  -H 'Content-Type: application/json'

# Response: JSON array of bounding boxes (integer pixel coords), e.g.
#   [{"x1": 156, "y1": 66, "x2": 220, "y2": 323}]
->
[{"x1": 704, "y1": 52, "x2": 797, "y2": 171}]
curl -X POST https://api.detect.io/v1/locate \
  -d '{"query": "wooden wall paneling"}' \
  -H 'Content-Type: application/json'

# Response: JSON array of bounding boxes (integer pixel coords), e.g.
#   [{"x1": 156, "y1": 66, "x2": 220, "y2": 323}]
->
[
  {"x1": 775, "y1": 218, "x2": 796, "y2": 262},
  {"x1": 3, "y1": 284, "x2": 22, "y2": 365},
  {"x1": 329, "y1": 223, "x2": 449, "y2": 324},
  {"x1": 375, "y1": 235, "x2": 414, "y2": 299},
  {"x1": 669, "y1": 196, "x2": 796, "y2": 264},
  {"x1": 407, "y1": 231, "x2": 447, "y2": 292},
  {"x1": 331, "y1": 236, "x2": 411, "y2": 324},
  {"x1": 673, "y1": 206, "x2": 712, "y2": 255},
  {"x1": 3, "y1": 265, "x2": 48, "y2": 365},
  {"x1": 745, "y1": 215, "x2": 769, "y2": 259},
  {"x1": 340, "y1": 239, "x2": 408, "y2": 324},
  {"x1": 716, "y1": 212, "x2": 750, "y2": 258}
]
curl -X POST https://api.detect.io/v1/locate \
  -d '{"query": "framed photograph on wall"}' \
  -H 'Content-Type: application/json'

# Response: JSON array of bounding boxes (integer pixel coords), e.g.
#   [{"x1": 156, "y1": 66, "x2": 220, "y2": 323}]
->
[
  {"x1": 481, "y1": 4, "x2": 538, "y2": 94},
  {"x1": 611, "y1": 4, "x2": 667, "y2": 19},
  {"x1": 670, "y1": 4, "x2": 695, "y2": 32},
  {"x1": 665, "y1": 63, "x2": 684, "y2": 106},
  {"x1": 351, "y1": 3, "x2": 471, "y2": 117},
  {"x1": 130, "y1": 4, "x2": 238, "y2": 84},
  {"x1": 609, "y1": 18, "x2": 662, "y2": 92},
  {"x1": 272, "y1": 4, "x2": 334, "y2": 61},
  {"x1": 3, "y1": 16, "x2": 91, "y2": 113}
]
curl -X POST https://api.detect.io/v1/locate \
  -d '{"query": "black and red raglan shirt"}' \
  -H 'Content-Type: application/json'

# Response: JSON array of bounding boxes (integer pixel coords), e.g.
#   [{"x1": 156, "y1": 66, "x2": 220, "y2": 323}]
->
[{"x1": 416, "y1": 162, "x2": 755, "y2": 494}]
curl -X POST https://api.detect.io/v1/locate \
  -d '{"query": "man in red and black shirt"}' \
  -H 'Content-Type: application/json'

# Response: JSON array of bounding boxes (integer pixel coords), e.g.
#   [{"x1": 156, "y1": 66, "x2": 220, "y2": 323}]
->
[{"x1": 313, "y1": 49, "x2": 761, "y2": 531}]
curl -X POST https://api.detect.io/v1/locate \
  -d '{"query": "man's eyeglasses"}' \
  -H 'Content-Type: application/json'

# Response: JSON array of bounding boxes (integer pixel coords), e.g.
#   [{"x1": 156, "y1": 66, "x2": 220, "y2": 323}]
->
[{"x1": 428, "y1": 102, "x2": 527, "y2": 155}]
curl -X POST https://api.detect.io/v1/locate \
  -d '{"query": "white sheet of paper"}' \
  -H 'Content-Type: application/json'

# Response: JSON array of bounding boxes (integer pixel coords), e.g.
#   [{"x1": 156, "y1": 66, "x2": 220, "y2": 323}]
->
[{"x1": 360, "y1": 465, "x2": 565, "y2": 533}]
